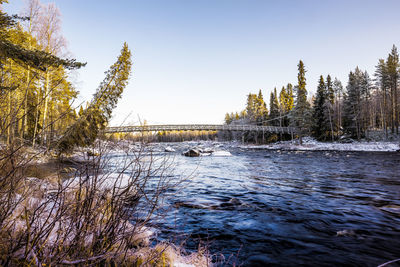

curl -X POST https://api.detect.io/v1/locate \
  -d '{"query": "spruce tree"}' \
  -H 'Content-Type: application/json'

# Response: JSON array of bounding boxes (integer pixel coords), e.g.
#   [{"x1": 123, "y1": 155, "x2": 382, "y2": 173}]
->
[
  {"x1": 286, "y1": 83, "x2": 294, "y2": 111},
  {"x1": 326, "y1": 75, "x2": 334, "y2": 104},
  {"x1": 291, "y1": 60, "x2": 311, "y2": 142},
  {"x1": 312, "y1": 75, "x2": 328, "y2": 140},
  {"x1": 325, "y1": 75, "x2": 335, "y2": 140},
  {"x1": 279, "y1": 86, "x2": 288, "y2": 126},
  {"x1": 386, "y1": 45, "x2": 399, "y2": 134},
  {"x1": 343, "y1": 67, "x2": 370, "y2": 139},
  {"x1": 58, "y1": 43, "x2": 132, "y2": 153},
  {"x1": 225, "y1": 113, "x2": 232, "y2": 124},
  {"x1": 269, "y1": 88, "x2": 280, "y2": 126},
  {"x1": 246, "y1": 93, "x2": 257, "y2": 123},
  {"x1": 255, "y1": 89, "x2": 268, "y2": 125}
]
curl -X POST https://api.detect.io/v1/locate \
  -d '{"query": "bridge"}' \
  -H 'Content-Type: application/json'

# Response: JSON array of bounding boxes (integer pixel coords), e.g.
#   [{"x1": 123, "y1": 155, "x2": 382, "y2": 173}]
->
[{"x1": 105, "y1": 124, "x2": 298, "y2": 134}]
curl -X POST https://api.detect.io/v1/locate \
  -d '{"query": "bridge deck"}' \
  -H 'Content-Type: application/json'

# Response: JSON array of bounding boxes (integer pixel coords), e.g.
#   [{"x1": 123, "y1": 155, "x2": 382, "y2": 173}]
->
[{"x1": 105, "y1": 124, "x2": 297, "y2": 134}]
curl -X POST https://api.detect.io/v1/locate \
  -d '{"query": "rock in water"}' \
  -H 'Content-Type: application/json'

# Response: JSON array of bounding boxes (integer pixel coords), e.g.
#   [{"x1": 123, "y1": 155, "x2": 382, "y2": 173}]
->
[
  {"x1": 336, "y1": 229, "x2": 356, "y2": 237},
  {"x1": 164, "y1": 146, "x2": 175, "y2": 152},
  {"x1": 211, "y1": 150, "x2": 232, "y2": 157},
  {"x1": 183, "y1": 149, "x2": 201, "y2": 157}
]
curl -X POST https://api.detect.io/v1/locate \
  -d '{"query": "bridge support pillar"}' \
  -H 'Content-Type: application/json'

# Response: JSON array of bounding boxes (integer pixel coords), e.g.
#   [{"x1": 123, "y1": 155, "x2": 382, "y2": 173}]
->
[{"x1": 262, "y1": 129, "x2": 264, "y2": 144}]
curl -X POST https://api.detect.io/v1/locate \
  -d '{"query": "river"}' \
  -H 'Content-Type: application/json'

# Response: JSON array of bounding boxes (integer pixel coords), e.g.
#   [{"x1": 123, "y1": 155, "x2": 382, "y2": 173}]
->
[{"x1": 118, "y1": 141, "x2": 400, "y2": 266}]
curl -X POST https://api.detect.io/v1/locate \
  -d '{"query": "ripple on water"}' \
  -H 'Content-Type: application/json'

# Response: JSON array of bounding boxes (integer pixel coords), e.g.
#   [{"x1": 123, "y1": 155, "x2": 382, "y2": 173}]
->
[{"x1": 124, "y1": 146, "x2": 400, "y2": 266}]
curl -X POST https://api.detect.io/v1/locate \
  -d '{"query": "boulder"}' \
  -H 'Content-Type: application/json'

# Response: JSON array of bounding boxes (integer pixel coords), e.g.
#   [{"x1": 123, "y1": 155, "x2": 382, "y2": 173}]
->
[{"x1": 183, "y1": 149, "x2": 201, "y2": 157}]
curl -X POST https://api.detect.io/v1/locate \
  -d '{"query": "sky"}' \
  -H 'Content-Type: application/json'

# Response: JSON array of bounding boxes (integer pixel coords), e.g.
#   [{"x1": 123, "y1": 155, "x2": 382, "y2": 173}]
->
[{"x1": 4, "y1": 0, "x2": 400, "y2": 125}]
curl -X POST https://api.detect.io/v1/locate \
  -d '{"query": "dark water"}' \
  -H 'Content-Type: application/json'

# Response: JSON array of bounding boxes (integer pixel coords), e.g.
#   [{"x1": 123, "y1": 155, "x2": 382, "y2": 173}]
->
[{"x1": 155, "y1": 147, "x2": 400, "y2": 266}]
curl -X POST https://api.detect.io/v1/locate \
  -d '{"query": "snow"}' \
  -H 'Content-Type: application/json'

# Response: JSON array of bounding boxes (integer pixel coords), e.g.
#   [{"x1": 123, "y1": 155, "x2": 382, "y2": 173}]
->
[
  {"x1": 62, "y1": 173, "x2": 137, "y2": 192},
  {"x1": 165, "y1": 146, "x2": 176, "y2": 152},
  {"x1": 211, "y1": 150, "x2": 232, "y2": 156},
  {"x1": 239, "y1": 137, "x2": 400, "y2": 152}
]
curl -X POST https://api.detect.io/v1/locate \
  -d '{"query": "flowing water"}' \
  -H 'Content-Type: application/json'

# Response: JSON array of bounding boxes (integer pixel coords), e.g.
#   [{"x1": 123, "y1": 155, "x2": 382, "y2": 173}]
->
[{"x1": 123, "y1": 142, "x2": 400, "y2": 266}]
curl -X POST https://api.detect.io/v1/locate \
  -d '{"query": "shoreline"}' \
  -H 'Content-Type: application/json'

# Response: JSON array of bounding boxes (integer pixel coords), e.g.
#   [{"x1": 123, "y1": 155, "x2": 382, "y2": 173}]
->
[{"x1": 237, "y1": 138, "x2": 400, "y2": 152}]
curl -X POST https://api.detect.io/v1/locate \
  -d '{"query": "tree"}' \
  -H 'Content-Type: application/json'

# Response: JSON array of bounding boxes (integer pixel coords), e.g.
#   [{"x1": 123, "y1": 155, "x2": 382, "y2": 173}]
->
[
  {"x1": 312, "y1": 75, "x2": 329, "y2": 140},
  {"x1": 255, "y1": 89, "x2": 268, "y2": 125},
  {"x1": 0, "y1": 0, "x2": 85, "y2": 145},
  {"x1": 375, "y1": 58, "x2": 389, "y2": 136},
  {"x1": 36, "y1": 3, "x2": 66, "y2": 145},
  {"x1": 325, "y1": 74, "x2": 335, "y2": 140},
  {"x1": 326, "y1": 75, "x2": 334, "y2": 104},
  {"x1": 58, "y1": 43, "x2": 132, "y2": 153},
  {"x1": 286, "y1": 83, "x2": 294, "y2": 112},
  {"x1": 291, "y1": 60, "x2": 311, "y2": 143},
  {"x1": 224, "y1": 113, "x2": 232, "y2": 124},
  {"x1": 386, "y1": 45, "x2": 399, "y2": 134},
  {"x1": 343, "y1": 67, "x2": 371, "y2": 139},
  {"x1": 269, "y1": 88, "x2": 279, "y2": 126},
  {"x1": 245, "y1": 93, "x2": 257, "y2": 123},
  {"x1": 279, "y1": 86, "x2": 288, "y2": 126},
  {"x1": 279, "y1": 84, "x2": 294, "y2": 127},
  {"x1": 333, "y1": 77, "x2": 344, "y2": 136}
]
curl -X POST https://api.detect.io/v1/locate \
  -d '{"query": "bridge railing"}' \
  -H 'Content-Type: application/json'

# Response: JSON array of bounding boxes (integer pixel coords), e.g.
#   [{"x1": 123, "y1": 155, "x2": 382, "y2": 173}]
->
[{"x1": 104, "y1": 124, "x2": 298, "y2": 134}]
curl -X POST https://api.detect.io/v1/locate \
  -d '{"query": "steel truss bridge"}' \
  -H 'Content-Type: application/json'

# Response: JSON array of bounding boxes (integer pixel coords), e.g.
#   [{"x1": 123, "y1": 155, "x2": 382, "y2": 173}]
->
[{"x1": 105, "y1": 124, "x2": 298, "y2": 134}]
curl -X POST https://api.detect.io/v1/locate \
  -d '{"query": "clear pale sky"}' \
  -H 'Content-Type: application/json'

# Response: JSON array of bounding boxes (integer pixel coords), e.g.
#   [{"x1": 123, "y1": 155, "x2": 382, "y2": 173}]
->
[{"x1": 4, "y1": 0, "x2": 400, "y2": 125}]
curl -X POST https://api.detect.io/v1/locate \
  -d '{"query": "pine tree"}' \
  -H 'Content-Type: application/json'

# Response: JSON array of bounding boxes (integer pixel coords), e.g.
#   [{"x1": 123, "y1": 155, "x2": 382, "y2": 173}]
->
[
  {"x1": 269, "y1": 88, "x2": 280, "y2": 126},
  {"x1": 0, "y1": 0, "x2": 84, "y2": 145}
]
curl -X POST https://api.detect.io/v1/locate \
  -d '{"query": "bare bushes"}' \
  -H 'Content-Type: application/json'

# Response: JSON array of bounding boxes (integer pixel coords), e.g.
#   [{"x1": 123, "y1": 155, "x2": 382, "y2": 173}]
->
[{"x1": 0, "y1": 139, "x2": 211, "y2": 266}]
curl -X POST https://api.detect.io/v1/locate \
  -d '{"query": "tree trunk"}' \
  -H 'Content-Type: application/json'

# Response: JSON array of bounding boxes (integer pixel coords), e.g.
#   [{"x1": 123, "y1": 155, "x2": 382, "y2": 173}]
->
[
  {"x1": 328, "y1": 105, "x2": 334, "y2": 141},
  {"x1": 32, "y1": 89, "x2": 41, "y2": 148},
  {"x1": 42, "y1": 69, "x2": 50, "y2": 146}
]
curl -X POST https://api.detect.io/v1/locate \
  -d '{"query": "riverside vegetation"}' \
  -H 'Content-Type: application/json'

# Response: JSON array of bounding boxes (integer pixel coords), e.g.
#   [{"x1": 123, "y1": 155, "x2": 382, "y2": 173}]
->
[
  {"x1": 225, "y1": 48, "x2": 400, "y2": 143},
  {"x1": 0, "y1": 1, "x2": 210, "y2": 265}
]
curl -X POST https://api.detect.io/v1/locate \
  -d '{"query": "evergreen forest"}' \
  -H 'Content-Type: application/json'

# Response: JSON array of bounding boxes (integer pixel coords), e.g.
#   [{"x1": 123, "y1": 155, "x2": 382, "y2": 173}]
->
[{"x1": 225, "y1": 48, "x2": 400, "y2": 142}]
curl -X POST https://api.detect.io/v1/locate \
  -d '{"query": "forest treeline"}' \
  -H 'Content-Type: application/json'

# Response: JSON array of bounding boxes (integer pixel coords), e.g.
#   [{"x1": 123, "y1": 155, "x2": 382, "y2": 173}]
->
[
  {"x1": 225, "y1": 46, "x2": 400, "y2": 141},
  {"x1": 0, "y1": 0, "x2": 131, "y2": 153}
]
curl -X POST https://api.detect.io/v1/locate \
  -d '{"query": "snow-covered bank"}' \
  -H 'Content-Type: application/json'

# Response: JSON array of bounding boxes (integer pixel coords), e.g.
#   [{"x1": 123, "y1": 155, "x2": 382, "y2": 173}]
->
[
  {"x1": 103, "y1": 137, "x2": 400, "y2": 155},
  {"x1": 239, "y1": 137, "x2": 400, "y2": 152}
]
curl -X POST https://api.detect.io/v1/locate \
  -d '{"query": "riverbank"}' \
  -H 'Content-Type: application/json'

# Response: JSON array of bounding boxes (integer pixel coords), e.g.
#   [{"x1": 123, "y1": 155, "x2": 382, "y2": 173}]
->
[
  {"x1": 111, "y1": 136, "x2": 400, "y2": 154},
  {"x1": 0, "y1": 143, "x2": 212, "y2": 266},
  {"x1": 238, "y1": 137, "x2": 400, "y2": 152}
]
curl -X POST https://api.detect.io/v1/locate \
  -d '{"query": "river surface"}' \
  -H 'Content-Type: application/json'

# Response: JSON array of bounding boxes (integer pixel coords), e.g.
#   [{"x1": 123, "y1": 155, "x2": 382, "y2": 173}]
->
[{"x1": 120, "y1": 142, "x2": 400, "y2": 266}]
